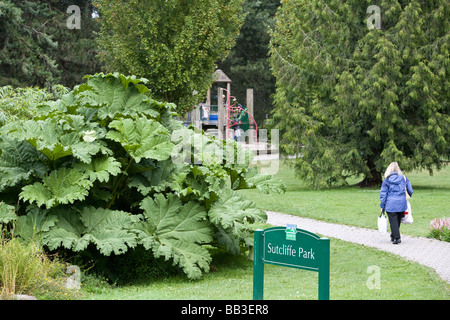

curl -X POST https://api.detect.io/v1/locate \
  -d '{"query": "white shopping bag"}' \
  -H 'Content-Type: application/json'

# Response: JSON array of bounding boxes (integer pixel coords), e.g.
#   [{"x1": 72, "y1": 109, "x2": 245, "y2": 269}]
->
[
  {"x1": 401, "y1": 201, "x2": 413, "y2": 224},
  {"x1": 378, "y1": 211, "x2": 388, "y2": 234}
]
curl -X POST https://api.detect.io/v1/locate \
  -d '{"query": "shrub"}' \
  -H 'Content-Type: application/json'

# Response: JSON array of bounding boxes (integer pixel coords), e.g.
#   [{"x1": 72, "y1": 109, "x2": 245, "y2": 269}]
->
[
  {"x1": 74, "y1": 244, "x2": 181, "y2": 285},
  {"x1": 427, "y1": 217, "x2": 450, "y2": 242},
  {"x1": 0, "y1": 85, "x2": 68, "y2": 127},
  {"x1": 0, "y1": 73, "x2": 284, "y2": 279},
  {"x1": 0, "y1": 232, "x2": 76, "y2": 300}
]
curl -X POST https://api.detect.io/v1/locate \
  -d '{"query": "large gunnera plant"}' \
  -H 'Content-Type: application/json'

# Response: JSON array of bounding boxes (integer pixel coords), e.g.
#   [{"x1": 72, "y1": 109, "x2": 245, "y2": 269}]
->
[{"x1": 0, "y1": 73, "x2": 284, "y2": 279}]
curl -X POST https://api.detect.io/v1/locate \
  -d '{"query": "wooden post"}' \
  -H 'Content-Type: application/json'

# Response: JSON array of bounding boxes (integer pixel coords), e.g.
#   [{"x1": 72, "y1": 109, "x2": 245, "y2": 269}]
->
[
  {"x1": 217, "y1": 87, "x2": 225, "y2": 140},
  {"x1": 193, "y1": 105, "x2": 200, "y2": 129},
  {"x1": 246, "y1": 88, "x2": 255, "y2": 144},
  {"x1": 226, "y1": 83, "x2": 231, "y2": 139}
]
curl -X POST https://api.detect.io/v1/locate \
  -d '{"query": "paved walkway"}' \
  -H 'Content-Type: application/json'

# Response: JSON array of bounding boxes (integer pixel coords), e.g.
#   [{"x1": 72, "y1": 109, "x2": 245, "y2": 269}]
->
[{"x1": 266, "y1": 211, "x2": 450, "y2": 284}]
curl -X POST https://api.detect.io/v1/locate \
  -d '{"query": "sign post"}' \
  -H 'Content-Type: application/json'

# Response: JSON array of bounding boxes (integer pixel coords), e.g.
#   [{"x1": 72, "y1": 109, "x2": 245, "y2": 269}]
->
[{"x1": 253, "y1": 226, "x2": 330, "y2": 300}]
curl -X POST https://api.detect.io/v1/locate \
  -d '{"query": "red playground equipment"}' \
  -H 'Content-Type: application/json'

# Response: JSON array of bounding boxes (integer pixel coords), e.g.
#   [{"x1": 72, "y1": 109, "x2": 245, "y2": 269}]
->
[
  {"x1": 187, "y1": 69, "x2": 257, "y2": 144},
  {"x1": 222, "y1": 88, "x2": 257, "y2": 143}
]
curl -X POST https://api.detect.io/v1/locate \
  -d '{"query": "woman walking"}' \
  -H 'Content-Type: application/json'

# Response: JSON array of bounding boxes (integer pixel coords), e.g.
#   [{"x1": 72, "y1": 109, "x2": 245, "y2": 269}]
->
[{"x1": 380, "y1": 162, "x2": 413, "y2": 244}]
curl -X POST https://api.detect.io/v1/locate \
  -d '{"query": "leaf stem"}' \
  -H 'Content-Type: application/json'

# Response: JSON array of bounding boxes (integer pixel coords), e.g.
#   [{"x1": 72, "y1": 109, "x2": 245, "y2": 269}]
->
[{"x1": 106, "y1": 158, "x2": 133, "y2": 209}]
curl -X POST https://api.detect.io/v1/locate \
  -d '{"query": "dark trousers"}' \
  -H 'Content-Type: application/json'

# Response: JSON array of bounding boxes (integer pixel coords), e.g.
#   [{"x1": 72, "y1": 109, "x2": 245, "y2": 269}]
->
[{"x1": 387, "y1": 211, "x2": 404, "y2": 240}]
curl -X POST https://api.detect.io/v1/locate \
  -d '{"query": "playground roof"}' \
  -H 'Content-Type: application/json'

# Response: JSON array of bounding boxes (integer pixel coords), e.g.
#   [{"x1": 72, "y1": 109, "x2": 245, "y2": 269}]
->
[{"x1": 213, "y1": 69, "x2": 232, "y2": 83}]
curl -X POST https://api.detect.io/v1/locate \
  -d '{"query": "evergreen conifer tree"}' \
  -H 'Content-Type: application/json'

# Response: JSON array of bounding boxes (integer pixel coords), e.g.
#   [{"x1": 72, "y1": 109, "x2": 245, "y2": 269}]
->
[
  {"x1": 269, "y1": 0, "x2": 449, "y2": 188},
  {"x1": 0, "y1": 0, "x2": 101, "y2": 89}
]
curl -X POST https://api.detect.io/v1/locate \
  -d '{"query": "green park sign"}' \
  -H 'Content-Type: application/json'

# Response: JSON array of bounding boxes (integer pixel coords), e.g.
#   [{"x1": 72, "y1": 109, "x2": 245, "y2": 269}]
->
[{"x1": 253, "y1": 225, "x2": 330, "y2": 300}]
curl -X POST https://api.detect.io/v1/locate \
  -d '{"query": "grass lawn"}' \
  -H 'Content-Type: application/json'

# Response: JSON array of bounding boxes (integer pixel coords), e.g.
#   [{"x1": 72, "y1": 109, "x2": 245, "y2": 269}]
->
[
  {"x1": 81, "y1": 161, "x2": 450, "y2": 300},
  {"x1": 84, "y1": 235, "x2": 449, "y2": 300},
  {"x1": 240, "y1": 159, "x2": 450, "y2": 237}
]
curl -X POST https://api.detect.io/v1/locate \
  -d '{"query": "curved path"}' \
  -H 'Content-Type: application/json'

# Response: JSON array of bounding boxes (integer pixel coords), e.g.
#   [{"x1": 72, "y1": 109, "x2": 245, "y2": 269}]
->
[{"x1": 266, "y1": 210, "x2": 450, "y2": 284}]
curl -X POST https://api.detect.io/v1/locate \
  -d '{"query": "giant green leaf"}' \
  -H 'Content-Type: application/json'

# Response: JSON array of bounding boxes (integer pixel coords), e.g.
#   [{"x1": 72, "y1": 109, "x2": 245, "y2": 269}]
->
[
  {"x1": 74, "y1": 156, "x2": 122, "y2": 183},
  {"x1": 2, "y1": 116, "x2": 111, "y2": 163},
  {"x1": 208, "y1": 189, "x2": 266, "y2": 228},
  {"x1": 106, "y1": 117, "x2": 174, "y2": 162},
  {"x1": 15, "y1": 206, "x2": 57, "y2": 243},
  {"x1": 79, "y1": 207, "x2": 140, "y2": 255},
  {"x1": 235, "y1": 167, "x2": 287, "y2": 194},
  {"x1": 128, "y1": 159, "x2": 185, "y2": 195},
  {"x1": 0, "y1": 202, "x2": 16, "y2": 224},
  {"x1": 19, "y1": 167, "x2": 92, "y2": 208},
  {"x1": 208, "y1": 189, "x2": 266, "y2": 254},
  {"x1": 134, "y1": 193, "x2": 213, "y2": 279},
  {"x1": 158, "y1": 239, "x2": 212, "y2": 280},
  {"x1": 76, "y1": 73, "x2": 160, "y2": 120},
  {"x1": 44, "y1": 206, "x2": 140, "y2": 256},
  {"x1": 43, "y1": 208, "x2": 87, "y2": 252},
  {"x1": 0, "y1": 138, "x2": 47, "y2": 191}
]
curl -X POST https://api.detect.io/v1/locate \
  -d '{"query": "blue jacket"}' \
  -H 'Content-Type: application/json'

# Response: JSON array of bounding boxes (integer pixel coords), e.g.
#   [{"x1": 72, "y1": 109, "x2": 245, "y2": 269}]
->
[{"x1": 380, "y1": 172, "x2": 413, "y2": 213}]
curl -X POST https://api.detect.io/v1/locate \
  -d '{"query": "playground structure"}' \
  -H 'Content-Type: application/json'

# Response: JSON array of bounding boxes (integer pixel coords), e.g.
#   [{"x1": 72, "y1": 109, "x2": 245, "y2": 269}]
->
[{"x1": 187, "y1": 69, "x2": 258, "y2": 145}]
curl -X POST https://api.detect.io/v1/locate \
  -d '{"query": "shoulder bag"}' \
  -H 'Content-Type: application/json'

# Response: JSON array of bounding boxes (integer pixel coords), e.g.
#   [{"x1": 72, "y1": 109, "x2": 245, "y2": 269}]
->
[{"x1": 401, "y1": 176, "x2": 413, "y2": 224}]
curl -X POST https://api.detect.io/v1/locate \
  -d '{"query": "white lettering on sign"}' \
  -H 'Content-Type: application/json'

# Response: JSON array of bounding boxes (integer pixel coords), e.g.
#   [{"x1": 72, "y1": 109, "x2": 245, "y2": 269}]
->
[
  {"x1": 267, "y1": 243, "x2": 296, "y2": 256},
  {"x1": 267, "y1": 243, "x2": 315, "y2": 259},
  {"x1": 298, "y1": 247, "x2": 315, "y2": 259}
]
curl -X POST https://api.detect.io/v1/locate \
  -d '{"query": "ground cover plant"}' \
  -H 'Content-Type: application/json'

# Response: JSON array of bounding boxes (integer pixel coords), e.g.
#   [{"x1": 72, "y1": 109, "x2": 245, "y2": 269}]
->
[
  {"x1": 0, "y1": 85, "x2": 69, "y2": 126},
  {"x1": 428, "y1": 217, "x2": 450, "y2": 242},
  {"x1": 0, "y1": 72, "x2": 283, "y2": 280},
  {"x1": 0, "y1": 231, "x2": 79, "y2": 300}
]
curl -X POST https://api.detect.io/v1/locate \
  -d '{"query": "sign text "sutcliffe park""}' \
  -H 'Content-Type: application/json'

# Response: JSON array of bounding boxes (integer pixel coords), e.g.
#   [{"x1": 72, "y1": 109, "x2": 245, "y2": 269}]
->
[{"x1": 267, "y1": 243, "x2": 315, "y2": 260}]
